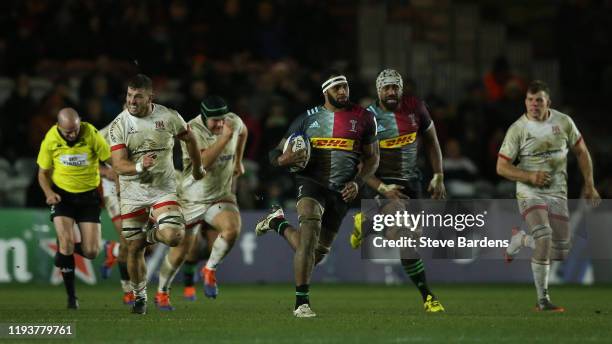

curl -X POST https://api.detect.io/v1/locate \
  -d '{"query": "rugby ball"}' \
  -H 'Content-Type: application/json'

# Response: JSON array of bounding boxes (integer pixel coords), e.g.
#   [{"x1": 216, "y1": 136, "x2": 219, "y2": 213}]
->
[{"x1": 283, "y1": 132, "x2": 311, "y2": 172}]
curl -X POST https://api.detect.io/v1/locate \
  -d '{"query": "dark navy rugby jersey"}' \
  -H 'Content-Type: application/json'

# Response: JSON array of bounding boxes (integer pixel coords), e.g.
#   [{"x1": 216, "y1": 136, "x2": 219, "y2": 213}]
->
[
  {"x1": 367, "y1": 95, "x2": 432, "y2": 181},
  {"x1": 284, "y1": 104, "x2": 377, "y2": 192}
]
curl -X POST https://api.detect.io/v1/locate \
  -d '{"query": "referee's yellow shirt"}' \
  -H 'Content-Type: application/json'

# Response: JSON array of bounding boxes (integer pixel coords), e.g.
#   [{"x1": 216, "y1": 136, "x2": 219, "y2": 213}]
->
[{"x1": 37, "y1": 122, "x2": 111, "y2": 193}]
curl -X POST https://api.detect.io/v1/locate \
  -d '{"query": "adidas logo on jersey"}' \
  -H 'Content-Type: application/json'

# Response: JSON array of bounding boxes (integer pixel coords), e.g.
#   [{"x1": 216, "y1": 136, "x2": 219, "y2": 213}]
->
[
  {"x1": 309, "y1": 121, "x2": 320, "y2": 129},
  {"x1": 377, "y1": 124, "x2": 386, "y2": 132}
]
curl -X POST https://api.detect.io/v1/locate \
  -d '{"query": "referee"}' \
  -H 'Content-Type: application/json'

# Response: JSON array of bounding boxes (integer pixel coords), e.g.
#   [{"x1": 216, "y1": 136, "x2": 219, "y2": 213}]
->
[{"x1": 37, "y1": 108, "x2": 111, "y2": 309}]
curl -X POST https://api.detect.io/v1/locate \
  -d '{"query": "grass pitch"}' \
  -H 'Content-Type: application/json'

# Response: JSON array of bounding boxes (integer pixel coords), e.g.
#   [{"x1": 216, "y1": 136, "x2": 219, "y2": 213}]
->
[{"x1": 0, "y1": 283, "x2": 610, "y2": 343}]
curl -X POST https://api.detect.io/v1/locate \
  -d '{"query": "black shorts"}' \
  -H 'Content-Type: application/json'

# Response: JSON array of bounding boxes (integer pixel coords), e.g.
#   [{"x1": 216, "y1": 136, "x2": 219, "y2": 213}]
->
[
  {"x1": 295, "y1": 177, "x2": 350, "y2": 237},
  {"x1": 49, "y1": 185, "x2": 102, "y2": 223}
]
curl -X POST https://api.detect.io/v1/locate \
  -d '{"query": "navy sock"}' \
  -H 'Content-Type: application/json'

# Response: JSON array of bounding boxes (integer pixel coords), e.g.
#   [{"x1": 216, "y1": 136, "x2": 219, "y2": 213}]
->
[
  {"x1": 295, "y1": 284, "x2": 310, "y2": 309},
  {"x1": 269, "y1": 218, "x2": 290, "y2": 236},
  {"x1": 183, "y1": 260, "x2": 197, "y2": 287}
]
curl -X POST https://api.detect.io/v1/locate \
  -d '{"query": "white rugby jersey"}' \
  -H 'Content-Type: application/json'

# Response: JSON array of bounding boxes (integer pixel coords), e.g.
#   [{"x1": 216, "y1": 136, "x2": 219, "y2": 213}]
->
[
  {"x1": 499, "y1": 109, "x2": 582, "y2": 199},
  {"x1": 108, "y1": 104, "x2": 189, "y2": 203},
  {"x1": 178, "y1": 113, "x2": 244, "y2": 203}
]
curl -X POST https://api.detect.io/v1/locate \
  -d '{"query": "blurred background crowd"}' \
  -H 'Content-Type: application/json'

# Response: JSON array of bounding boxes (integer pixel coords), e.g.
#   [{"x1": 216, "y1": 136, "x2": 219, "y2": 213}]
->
[{"x1": 0, "y1": 0, "x2": 611, "y2": 209}]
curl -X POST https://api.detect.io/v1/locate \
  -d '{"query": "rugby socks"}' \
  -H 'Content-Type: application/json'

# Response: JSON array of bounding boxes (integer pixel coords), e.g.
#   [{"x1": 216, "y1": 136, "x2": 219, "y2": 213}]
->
[
  {"x1": 269, "y1": 217, "x2": 290, "y2": 236},
  {"x1": 55, "y1": 252, "x2": 76, "y2": 299},
  {"x1": 118, "y1": 262, "x2": 132, "y2": 293},
  {"x1": 158, "y1": 256, "x2": 182, "y2": 293},
  {"x1": 183, "y1": 260, "x2": 197, "y2": 287},
  {"x1": 205, "y1": 236, "x2": 230, "y2": 270},
  {"x1": 401, "y1": 259, "x2": 433, "y2": 301},
  {"x1": 131, "y1": 280, "x2": 147, "y2": 300},
  {"x1": 295, "y1": 284, "x2": 310, "y2": 309},
  {"x1": 531, "y1": 261, "x2": 550, "y2": 301}
]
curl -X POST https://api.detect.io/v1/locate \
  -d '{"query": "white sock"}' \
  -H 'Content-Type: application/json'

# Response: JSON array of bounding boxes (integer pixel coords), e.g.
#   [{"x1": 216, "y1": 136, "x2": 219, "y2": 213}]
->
[
  {"x1": 205, "y1": 236, "x2": 230, "y2": 270},
  {"x1": 523, "y1": 235, "x2": 535, "y2": 249},
  {"x1": 158, "y1": 256, "x2": 182, "y2": 293},
  {"x1": 120, "y1": 279, "x2": 132, "y2": 293},
  {"x1": 112, "y1": 243, "x2": 120, "y2": 258},
  {"x1": 131, "y1": 280, "x2": 147, "y2": 300},
  {"x1": 531, "y1": 261, "x2": 550, "y2": 301}
]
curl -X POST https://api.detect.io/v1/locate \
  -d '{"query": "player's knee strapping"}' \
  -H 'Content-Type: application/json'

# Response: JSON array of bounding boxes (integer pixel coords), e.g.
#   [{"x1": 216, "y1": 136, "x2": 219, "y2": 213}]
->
[
  {"x1": 298, "y1": 214, "x2": 322, "y2": 227},
  {"x1": 531, "y1": 224, "x2": 552, "y2": 241},
  {"x1": 157, "y1": 210, "x2": 186, "y2": 232},
  {"x1": 122, "y1": 227, "x2": 144, "y2": 241},
  {"x1": 552, "y1": 239, "x2": 571, "y2": 260}
]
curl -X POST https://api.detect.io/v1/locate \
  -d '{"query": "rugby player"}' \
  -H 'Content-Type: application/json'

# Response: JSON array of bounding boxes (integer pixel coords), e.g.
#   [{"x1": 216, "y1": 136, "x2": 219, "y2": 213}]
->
[
  {"x1": 497, "y1": 80, "x2": 600, "y2": 311},
  {"x1": 154, "y1": 95, "x2": 247, "y2": 310},
  {"x1": 108, "y1": 74, "x2": 204, "y2": 314},
  {"x1": 256, "y1": 70, "x2": 379, "y2": 317},
  {"x1": 351, "y1": 69, "x2": 446, "y2": 312}
]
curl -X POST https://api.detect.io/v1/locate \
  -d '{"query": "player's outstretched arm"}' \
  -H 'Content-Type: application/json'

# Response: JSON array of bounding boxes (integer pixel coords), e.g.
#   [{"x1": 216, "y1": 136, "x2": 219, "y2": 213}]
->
[
  {"x1": 423, "y1": 125, "x2": 446, "y2": 199},
  {"x1": 181, "y1": 130, "x2": 204, "y2": 180},
  {"x1": 571, "y1": 139, "x2": 601, "y2": 206}
]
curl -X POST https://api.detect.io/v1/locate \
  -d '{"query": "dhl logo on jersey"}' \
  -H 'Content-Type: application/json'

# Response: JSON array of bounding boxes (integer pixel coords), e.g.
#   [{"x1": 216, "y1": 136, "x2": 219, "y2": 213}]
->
[
  {"x1": 379, "y1": 132, "x2": 417, "y2": 149},
  {"x1": 310, "y1": 137, "x2": 355, "y2": 151}
]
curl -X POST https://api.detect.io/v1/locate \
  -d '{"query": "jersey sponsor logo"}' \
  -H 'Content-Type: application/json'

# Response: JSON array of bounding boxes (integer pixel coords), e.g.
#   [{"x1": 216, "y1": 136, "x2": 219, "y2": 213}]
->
[
  {"x1": 309, "y1": 121, "x2": 320, "y2": 129},
  {"x1": 59, "y1": 153, "x2": 89, "y2": 166},
  {"x1": 379, "y1": 132, "x2": 417, "y2": 149},
  {"x1": 155, "y1": 121, "x2": 166, "y2": 130},
  {"x1": 310, "y1": 137, "x2": 355, "y2": 150}
]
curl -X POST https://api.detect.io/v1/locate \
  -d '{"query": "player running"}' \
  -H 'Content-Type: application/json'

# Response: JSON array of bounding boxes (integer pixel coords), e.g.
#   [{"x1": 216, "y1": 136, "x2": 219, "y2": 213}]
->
[
  {"x1": 350, "y1": 69, "x2": 446, "y2": 312},
  {"x1": 155, "y1": 95, "x2": 247, "y2": 310},
  {"x1": 497, "y1": 80, "x2": 600, "y2": 312},
  {"x1": 108, "y1": 74, "x2": 204, "y2": 314},
  {"x1": 256, "y1": 70, "x2": 379, "y2": 317}
]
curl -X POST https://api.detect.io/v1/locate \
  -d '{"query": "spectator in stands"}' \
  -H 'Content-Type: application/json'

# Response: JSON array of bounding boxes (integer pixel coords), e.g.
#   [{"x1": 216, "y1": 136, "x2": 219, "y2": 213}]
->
[
  {"x1": 483, "y1": 56, "x2": 526, "y2": 103},
  {"x1": 1, "y1": 74, "x2": 35, "y2": 160},
  {"x1": 443, "y1": 138, "x2": 479, "y2": 198},
  {"x1": 180, "y1": 78, "x2": 208, "y2": 122}
]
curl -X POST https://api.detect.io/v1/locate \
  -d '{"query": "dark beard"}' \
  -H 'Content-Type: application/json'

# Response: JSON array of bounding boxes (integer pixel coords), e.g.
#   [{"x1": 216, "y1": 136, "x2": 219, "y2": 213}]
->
[
  {"x1": 328, "y1": 95, "x2": 349, "y2": 109},
  {"x1": 381, "y1": 97, "x2": 399, "y2": 111}
]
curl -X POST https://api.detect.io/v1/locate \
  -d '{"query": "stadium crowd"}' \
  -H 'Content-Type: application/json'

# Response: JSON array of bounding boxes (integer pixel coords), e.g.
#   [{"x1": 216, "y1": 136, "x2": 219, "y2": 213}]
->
[{"x1": 1, "y1": 0, "x2": 611, "y2": 209}]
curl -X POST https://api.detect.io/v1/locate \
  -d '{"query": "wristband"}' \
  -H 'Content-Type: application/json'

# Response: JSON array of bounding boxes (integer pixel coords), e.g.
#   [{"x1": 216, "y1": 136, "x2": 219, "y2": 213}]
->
[
  {"x1": 135, "y1": 162, "x2": 144, "y2": 173},
  {"x1": 431, "y1": 173, "x2": 444, "y2": 183}
]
